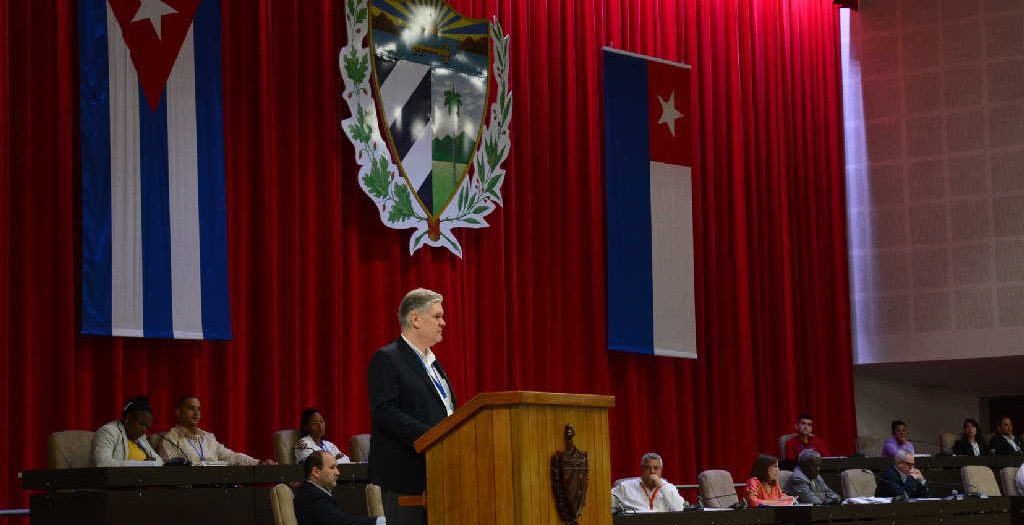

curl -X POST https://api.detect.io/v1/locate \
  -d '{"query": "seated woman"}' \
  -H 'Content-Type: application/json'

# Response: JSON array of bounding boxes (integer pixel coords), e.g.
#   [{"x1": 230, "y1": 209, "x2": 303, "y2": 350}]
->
[
  {"x1": 294, "y1": 408, "x2": 352, "y2": 464},
  {"x1": 745, "y1": 454, "x2": 796, "y2": 507},
  {"x1": 952, "y1": 418, "x2": 988, "y2": 457},
  {"x1": 91, "y1": 395, "x2": 163, "y2": 467}
]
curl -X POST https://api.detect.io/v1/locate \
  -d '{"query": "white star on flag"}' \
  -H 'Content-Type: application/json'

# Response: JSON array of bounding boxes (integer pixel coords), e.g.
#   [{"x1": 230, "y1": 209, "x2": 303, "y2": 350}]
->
[
  {"x1": 657, "y1": 91, "x2": 684, "y2": 137},
  {"x1": 132, "y1": 0, "x2": 178, "y2": 40}
]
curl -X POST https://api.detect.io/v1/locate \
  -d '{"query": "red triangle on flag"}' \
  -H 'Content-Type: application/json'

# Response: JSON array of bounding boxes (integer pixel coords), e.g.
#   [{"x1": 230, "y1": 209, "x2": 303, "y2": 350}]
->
[{"x1": 107, "y1": 0, "x2": 202, "y2": 111}]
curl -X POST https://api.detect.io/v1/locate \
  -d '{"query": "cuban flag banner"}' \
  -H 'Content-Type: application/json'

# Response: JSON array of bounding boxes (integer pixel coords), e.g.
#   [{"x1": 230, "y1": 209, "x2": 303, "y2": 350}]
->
[
  {"x1": 79, "y1": 0, "x2": 231, "y2": 339},
  {"x1": 603, "y1": 47, "x2": 696, "y2": 359}
]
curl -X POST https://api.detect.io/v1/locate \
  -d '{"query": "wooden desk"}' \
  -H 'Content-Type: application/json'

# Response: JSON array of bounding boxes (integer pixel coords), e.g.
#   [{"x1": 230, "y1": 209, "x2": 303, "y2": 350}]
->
[
  {"x1": 613, "y1": 508, "x2": 775, "y2": 525},
  {"x1": 613, "y1": 498, "x2": 1014, "y2": 525},
  {"x1": 22, "y1": 464, "x2": 369, "y2": 525},
  {"x1": 773, "y1": 498, "x2": 1011, "y2": 525}
]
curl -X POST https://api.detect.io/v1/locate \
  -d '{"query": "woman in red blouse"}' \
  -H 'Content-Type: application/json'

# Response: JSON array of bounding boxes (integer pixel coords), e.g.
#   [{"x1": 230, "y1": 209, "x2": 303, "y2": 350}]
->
[{"x1": 745, "y1": 454, "x2": 796, "y2": 507}]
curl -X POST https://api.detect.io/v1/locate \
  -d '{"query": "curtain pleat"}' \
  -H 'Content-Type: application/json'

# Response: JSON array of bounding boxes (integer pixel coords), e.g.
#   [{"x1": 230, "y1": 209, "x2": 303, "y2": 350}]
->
[{"x1": 1, "y1": 0, "x2": 854, "y2": 509}]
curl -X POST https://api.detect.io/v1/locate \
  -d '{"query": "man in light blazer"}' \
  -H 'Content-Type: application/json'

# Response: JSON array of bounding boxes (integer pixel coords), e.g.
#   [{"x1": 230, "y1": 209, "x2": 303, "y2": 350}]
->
[{"x1": 368, "y1": 288, "x2": 456, "y2": 525}]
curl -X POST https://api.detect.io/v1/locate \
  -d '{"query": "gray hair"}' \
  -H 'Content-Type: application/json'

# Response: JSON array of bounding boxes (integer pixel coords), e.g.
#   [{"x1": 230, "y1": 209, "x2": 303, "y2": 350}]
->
[
  {"x1": 894, "y1": 449, "x2": 914, "y2": 463},
  {"x1": 398, "y1": 288, "x2": 443, "y2": 328},
  {"x1": 797, "y1": 448, "x2": 821, "y2": 467},
  {"x1": 640, "y1": 452, "x2": 663, "y2": 466}
]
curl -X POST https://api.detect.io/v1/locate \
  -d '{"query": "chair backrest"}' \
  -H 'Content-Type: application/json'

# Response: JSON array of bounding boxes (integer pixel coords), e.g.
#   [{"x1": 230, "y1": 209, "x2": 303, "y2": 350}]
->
[
  {"x1": 350, "y1": 434, "x2": 371, "y2": 462},
  {"x1": 913, "y1": 440, "x2": 939, "y2": 456},
  {"x1": 778, "y1": 433, "x2": 797, "y2": 458},
  {"x1": 840, "y1": 469, "x2": 877, "y2": 499},
  {"x1": 270, "y1": 483, "x2": 298, "y2": 525},
  {"x1": 961, "y1": 465, "x2": 1001, "y2": 497},
  {"x1": 147, "y1": 433, "x2": 165, "y2": 456},
  {"x1": 48, "y1": 430, "x2": 96, "y2": 469},
  {"x1": 939, "y1": 433, "x2": 958, "y2": 454},
  {"x1": 779, "y1": 469, "x2": 793, "y2": 491},
  {"x1": 365, "y1": 483, "x2": 385, "y2": 517},
  {"x1": 856, "y1": 435, "x2": 882, "y2": 457},
  {"x1": 697, "y1": 469, "x2": 737, "y2": 508},
  {"x1": 999, "y1": 466, "x2": 1019, "y2": 496},
  {"x1": 273, "y1": 429, "x2": 301, "y2": 465}
]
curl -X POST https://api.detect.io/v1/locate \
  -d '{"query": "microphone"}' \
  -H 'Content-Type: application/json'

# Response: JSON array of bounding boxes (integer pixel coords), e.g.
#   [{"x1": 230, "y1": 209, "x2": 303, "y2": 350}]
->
[{"x1": 156, "y1": 433, "x2": 192, "y2": 466}]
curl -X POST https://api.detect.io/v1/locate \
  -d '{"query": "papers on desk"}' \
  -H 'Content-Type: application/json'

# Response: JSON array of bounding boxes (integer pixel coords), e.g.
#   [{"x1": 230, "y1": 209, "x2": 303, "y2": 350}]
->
[
  {"x1": 196, "y1": 460, "x2": 228, "y2": 466},
  {"x1": 843, "y1": 497, "x2": 893, "y2": 504},
  {"x1": 121, "y1": 461, "x2": 161, "y2": 468}
]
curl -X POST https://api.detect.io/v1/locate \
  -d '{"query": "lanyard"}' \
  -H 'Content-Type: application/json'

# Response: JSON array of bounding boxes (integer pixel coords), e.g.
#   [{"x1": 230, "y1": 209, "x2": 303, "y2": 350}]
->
[
  {"x1": 641, "y1": 481, "x2": 662, "y2": 510},
  {"x1": 420, "y1": 358, "x2": 448, "y2": 400},
  {"x1": 187, "y1": 436, "x2": 205, "y2": 460}
]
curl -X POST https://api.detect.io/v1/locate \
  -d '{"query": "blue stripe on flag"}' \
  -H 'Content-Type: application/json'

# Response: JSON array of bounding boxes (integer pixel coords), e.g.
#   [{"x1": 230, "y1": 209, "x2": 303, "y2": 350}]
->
[
  {"x1": 79, "y1": 0, "x2": 113, "y2": 335},
  {"x1": 139, "y1": 87, "x2": 174, "y2": 338},
  {"x1": 603, "y1": 50, "x2": 654, "y2": 355},
  {"x1": 193, "y1": 0, "x2": 232, "y2": 339}
]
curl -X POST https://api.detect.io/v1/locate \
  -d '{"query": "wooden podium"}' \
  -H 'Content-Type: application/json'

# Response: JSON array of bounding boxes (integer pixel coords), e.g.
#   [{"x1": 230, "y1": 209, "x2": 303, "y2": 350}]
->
[{"x1": 412, "y1": 391, "x2": 615, "y2": 525}]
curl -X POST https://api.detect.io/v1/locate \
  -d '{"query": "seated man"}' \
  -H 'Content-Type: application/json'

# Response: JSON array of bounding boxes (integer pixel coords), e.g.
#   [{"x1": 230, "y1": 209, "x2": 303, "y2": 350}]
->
[
  {"x1": 784, "y1": 414, "x2": 830, "y2": 461},
  {"x1": 158, "y1": 395, "x2": 275, "y2": 465},
  {"x1": 611, "y1": 452, "x2": 687, "y2": 513},
  {"x1": 91, "y1": 395, "x2": 163, "y2": 466},
  {"x1": 876, "y1": 450, "x2": 929, "y2": 498},
  {"x1": 295, "y1": 451, "x2": 382, "y2": 525},
  {"x1": 784, "y1": 449, "x2": 840, "y2": 504},
  {"x1": 989, "y1": 416, "x2": 1023, "y2": 456},
  {"x1": 881, "y1": 420, "x2": 915, "y2": 458}
]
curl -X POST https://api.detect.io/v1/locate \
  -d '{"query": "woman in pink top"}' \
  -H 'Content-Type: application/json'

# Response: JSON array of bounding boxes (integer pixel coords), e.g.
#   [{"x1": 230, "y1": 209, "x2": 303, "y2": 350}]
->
[{"x1": 745, "y1": 454, "x2": 796, "y2": 507}]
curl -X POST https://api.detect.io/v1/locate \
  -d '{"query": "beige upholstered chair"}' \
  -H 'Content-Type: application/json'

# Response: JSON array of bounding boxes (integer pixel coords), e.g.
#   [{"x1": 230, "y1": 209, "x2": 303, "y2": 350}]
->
[
  {"x1": 778, "y1": 433, "x2": 797, "y2": 458},
  {"x1": 999, "y1": 466, "x2": 1019, "y2": 496},
  {"x1": 938, "y1": 433, "x2": 958, "y2": 454},
  {"x1": 961, "y1": 465, "x2": 1001, "y2": 497},
  {"x1": 350, "y1": 434, "x2": 371, "y2": 462},
  {"x1": 855, "y1": 435, "x2": 883, "y2": 457},
  {"x1": 270, "y1": 483, "x2": 298, "y2": 525},
  {"x1": 273, "y1": 429, "x2": 301, "y2": 465},
  {"x1": 366, "y1": 483, "x2": 385, "y2": 517},
  {"x1": 779, "y1": 469, "x2": 793, "y2": 491},
  {"x1": 840, "y1": 469, "x2": 876, "y2": 499},
  {"x1": 48, "y1": 430, "x2": 95, "y2": 468},
  {"x1": 697, "y1": 469, "x2": 738, "y2": 508}
]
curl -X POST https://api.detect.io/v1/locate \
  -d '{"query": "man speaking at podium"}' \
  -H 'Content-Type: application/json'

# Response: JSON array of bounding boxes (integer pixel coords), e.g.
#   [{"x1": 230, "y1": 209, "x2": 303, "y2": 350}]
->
[{"x1": 368, "y1": 288, "x2": 457, "y2": 525}]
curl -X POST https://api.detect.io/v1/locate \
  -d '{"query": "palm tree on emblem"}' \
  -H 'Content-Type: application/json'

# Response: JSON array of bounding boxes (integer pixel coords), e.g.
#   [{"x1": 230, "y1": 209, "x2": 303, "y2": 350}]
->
[{"x1": 442, "y1": 88, "x2": 462, "y2": 184}]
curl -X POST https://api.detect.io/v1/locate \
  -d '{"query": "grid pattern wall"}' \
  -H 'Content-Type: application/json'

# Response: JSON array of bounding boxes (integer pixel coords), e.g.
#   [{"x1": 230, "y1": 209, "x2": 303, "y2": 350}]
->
[{"x1": 846, "y1": 0, "x2": 1024, "y2": 363}]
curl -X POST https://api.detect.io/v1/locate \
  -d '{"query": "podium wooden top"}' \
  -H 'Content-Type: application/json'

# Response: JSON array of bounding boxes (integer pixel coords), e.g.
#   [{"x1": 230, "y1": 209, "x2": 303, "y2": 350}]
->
[{"x1": 414, "y1": 391, "x2": 614, "y2": 453}]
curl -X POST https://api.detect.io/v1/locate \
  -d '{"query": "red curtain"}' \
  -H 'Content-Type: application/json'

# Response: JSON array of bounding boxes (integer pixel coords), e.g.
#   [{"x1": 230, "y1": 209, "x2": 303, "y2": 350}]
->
[{"x1": 0, "y1": 0, "x2": 855, "y2": 510}]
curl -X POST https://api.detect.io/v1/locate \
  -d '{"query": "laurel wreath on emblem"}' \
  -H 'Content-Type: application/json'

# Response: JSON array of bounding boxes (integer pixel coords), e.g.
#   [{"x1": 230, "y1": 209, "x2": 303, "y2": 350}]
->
[{"x1": 338, "y1": 0, "x2": 512, "y2": 257}]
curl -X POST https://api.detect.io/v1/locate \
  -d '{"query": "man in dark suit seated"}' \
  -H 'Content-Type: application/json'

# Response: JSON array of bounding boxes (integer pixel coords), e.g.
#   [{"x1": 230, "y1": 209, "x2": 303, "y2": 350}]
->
[
  {"x1": 989, "y1": 416, "x2": 1024, "y2": 455},
  {"x1": 294, "y1": 451, "x2": 381, "y2": 525},
  {"x1": 875, "y1": 450, "x2": 929, "y2": 499}
]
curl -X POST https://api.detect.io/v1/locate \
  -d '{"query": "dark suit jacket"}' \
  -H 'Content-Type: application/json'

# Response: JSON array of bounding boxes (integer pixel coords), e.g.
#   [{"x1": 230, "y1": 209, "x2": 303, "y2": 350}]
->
[
  {"x1": 989, "y1": 434, "x2": 1024, "y2": 456},
  {"x1": 952, "y1": 436, "x2": 988, "y2": 456},
  {"x1": 367, "y1": 338, "x2": 455, "y2": 493},
  {"x1": 875, "y1": 466, "x2": 930, "y2": 498},
  {"x1": 293, "y1": 481, "x2": 377, "y2": 525}
]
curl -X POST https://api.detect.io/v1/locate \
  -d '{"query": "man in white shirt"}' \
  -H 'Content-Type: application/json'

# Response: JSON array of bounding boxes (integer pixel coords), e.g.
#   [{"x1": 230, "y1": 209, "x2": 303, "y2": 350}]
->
[
  {"x1": 158, "y1": 395, "x2": 275, "y2": 465},
  {"x1": 611, "y1": 452, "x2": 688, "y2": 513}
]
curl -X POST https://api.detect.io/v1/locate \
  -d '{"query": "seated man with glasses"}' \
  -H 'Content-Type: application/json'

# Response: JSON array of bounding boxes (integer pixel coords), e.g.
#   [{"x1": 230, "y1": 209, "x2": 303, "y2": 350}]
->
[{"x1": 876, "y1": 449, "x2": 929, "y2": 499}]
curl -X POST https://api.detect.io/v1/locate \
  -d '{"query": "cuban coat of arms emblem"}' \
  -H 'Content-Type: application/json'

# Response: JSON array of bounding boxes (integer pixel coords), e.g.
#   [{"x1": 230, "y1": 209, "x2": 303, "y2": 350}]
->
[{"x1": 339, "y1": 0, "x2": 512, "y2": 256}]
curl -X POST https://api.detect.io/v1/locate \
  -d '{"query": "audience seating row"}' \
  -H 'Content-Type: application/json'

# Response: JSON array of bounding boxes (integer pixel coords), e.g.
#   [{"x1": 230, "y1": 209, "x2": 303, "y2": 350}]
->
[
  {"x1": 46, "y1": 429, "x2": 372, "y2": 468},
  {"x1": 695, "y1": 465, "x2": 1021, "y2": 508}
]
